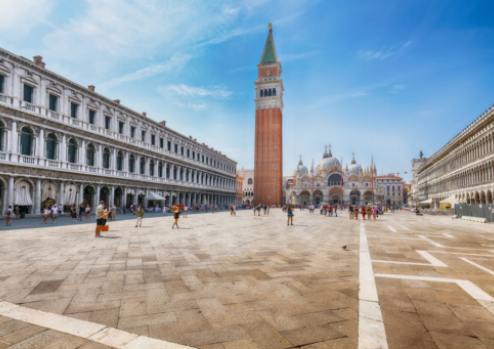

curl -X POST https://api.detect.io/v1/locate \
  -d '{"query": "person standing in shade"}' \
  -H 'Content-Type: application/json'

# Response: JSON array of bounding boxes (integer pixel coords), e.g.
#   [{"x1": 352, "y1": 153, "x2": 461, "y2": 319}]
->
[
  {"x1": 287, "y1": 204, "x2": 294, "y2": 226},
  {"x1": 95, "y1": 201, "x2": 107, "y2": 238},
  {"x1": 4, "y1": 205, "x2": 13, "y2": 226},
  {"x1": 172, "y1": 205, "x2": 180, "y2": 229},
  {"x1": 135, "y1": 205, "x2": 144, "y2": 228}
]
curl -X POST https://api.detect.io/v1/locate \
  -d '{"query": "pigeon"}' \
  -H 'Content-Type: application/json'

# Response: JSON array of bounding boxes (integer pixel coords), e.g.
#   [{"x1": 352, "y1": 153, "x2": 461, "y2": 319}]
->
[{"x1": 342, "y1": 245, "x2": 348, "y2": 251}]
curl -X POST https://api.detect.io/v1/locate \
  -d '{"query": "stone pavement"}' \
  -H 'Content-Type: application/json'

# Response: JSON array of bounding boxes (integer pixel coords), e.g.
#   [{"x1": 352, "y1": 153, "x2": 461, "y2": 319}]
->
[{"x1": 0, "y1": 209, "x2": 493, "y2": 348}]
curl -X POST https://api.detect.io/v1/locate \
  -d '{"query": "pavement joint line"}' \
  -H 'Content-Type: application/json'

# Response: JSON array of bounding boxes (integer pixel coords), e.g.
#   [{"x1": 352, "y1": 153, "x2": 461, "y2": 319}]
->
[
  {"x1": 0, "y1": 300, "x2": 196, "y2": 349},
  {"x1": 460, "y1": 257, "x2": 494, "y2": 276},
  {"x1": 358, "y1": 221, "x2": 389, "y2": 349},
  {"x1": 442, "y1": 233, "x2": 455, "y2": 239},
  {"x1": 418, "y1": 235, "x2": 445, "y2": 248},
  {"x1": 373, "y1": 250, "x2": 447, "y2": 267},
  {"x1": 374, "y1": 274, "x2": 494, "y2": 315},
  {"x1": 386, "y1": 225, "x2": 397, "y2": 233},
  {"x1": 427, "y1": 250, "x2": 494, "y2": 258}
]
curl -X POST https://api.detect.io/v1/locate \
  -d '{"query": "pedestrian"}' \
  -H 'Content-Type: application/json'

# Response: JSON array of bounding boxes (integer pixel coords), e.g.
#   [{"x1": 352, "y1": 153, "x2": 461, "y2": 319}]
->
[
  {"x1": 50, "y1": 204, "x2": 58, "y2": 221},
  {"x1": 349, "y1": 205, "x2": 353, "y2": 219},
  {"x1": 354, "y1": 205, "x2": 359, "y2": 220},
  {"x1": 135, "y1": 205, "x2": 144, "y2": 228},
  {"x1": 287, "y1": 204, "x2": 294, "y2": 226},
  {"x1": 78, "y1": 202, "x2": 85, "y2": 221},
  {"x1": 183, "y1": 205, "x2": 188, "y2": 218},
  {"x1": 95, "y1": 200, "x2": 107, "y2": 238},
  {"x1": 42, "y1": 206, "x2": 50, "y2": 224},
  {"x1": 372, "y1": 206, "x2": 377, "y2": 220},
  {"x1": 85, "y1": 204, "x2": 91, "y2": 219},
  {"x1": 4, "y1": 205, "x2": 13, "y2": 226},
  {"x1": 70, "y1": 204, "x2": 78, "y2": 222},
  {"x1": 366, "y1": 206, "x2": 372, "y2": 221},
  {"x1": 162, "y1": 205, "x2": 167, "y2": 216},
  {"x1": 334, "y1": 204, "x2": 338, "y2": 217},
  {"x1": 361, "y1": 205, "x2": 366, "y2": 220},
  {"x1": 172, "y1": 205, "x2": 180, "y2": 229}
]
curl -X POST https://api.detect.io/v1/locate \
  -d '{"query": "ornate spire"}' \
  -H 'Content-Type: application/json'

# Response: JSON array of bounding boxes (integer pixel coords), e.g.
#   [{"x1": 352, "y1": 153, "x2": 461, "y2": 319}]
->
[
  {"x1": 311, "y1": 159, "x2": 315, "y2": 175},
  {"x1": 298, "y1": 154, "x2": 303, "y2": 166},
  {"x1": 328, "y1": 144, "x2": 332, "y2": 157},
  {"x1": 260, "y1": 22, "x2": 278, "y2": 65},
  {"x1": 351, "y1": 152, "x2": 356, "y2": 165}
]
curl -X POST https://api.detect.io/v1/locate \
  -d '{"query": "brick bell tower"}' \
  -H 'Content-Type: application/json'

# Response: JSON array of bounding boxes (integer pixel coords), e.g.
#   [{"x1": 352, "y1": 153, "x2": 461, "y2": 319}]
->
[{"x1": 254, "y1": 23, "x2": 283, "y2": 206}]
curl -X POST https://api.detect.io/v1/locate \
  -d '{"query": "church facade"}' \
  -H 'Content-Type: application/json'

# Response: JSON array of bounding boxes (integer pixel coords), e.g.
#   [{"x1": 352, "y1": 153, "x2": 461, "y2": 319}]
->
[{"x1": 285, "y1": 146, "x2": 378, "y2": 206}]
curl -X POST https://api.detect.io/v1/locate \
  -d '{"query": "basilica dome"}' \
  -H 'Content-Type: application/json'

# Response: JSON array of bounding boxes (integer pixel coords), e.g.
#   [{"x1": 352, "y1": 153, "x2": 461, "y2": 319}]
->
[
  {"x1": 347, "y1": 153, "x2": 363, "y2": 176},
  {"x1": 319, "y1": 145, "x2": 341, "y2": 171}
]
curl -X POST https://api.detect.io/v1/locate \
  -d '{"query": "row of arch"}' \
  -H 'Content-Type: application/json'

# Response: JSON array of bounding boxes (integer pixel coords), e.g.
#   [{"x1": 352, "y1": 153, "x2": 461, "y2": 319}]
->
[
  {"x1": 456, "y1": 190, "x2": 494, "y2": 204},
  {"x1": 424, "y1": 160, "x2": 494, "y2": 195},
  {"x1": 0, "y1": 124, "x2": 234, "y2": 189},
  {"x1": 288, "y1": 189, "x2": 375, "y2": 206}
]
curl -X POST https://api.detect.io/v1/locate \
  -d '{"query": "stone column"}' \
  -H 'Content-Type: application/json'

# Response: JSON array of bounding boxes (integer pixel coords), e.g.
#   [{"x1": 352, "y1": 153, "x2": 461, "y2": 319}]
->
[
  {"x1": 60, "y1": 135, "x2": 67, "y2": 163},
  {"x1": 58, "y1": 181, "x2": 65, "y2": 207},
  {"x1": 34, "y1": 179, "x2": 41, "y2": 214},
  {"x1": 80, "y1": 140, "x2": 86, "y2": 167},
  {"x1": 124, "y1": 152, "x2": 129, "y2": 172},
  {"x1": 9, "y1": 121, "x2": 18, "y2": 162},
  {"x1": 37, "y1": 129, "x2": 44, "y2": 159},
  {"x1": 110, "y1": 186, "x2": 115, "y2": 208},
  {"x1": 79, "y1": 184, "x2": 84, "y2": 205},
  {"x1": 95, "y1": 184, "x2": 101, "y2": 208},
  {"x1": 7, "y1": 176, "x2": 14, "y2": 207}
]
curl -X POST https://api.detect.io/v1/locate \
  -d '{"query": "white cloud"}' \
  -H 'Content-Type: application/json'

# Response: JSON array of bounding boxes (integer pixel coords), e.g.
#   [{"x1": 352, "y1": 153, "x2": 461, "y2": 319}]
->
[
  {"x1": 100, "y1": 53, "x2": 192, "y2": 90},
  {"x1": 162, "y1": 84, "x2": 232, "y2": 98},
  {"x1": 0, "y1": 0, "x2": 54, "y2": 37},
  {"x1": 357, "y1": 41, "x2": 413, "y2": 61}
]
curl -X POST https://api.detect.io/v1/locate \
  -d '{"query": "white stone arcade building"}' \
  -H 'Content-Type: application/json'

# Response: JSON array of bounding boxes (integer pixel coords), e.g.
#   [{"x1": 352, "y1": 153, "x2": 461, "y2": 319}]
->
[
  {"x1": 285, "y1": 146, "x2": 377, "y2": 206},
  {"x1": 0, "y1": 48, "x2": 237, "y2": 215}
]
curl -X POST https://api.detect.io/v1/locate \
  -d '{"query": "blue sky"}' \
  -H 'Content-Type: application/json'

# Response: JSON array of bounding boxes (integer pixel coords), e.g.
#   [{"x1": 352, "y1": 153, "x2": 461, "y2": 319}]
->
[{"x1": 1, "y1": 0, "x2": 493, "y2": 180}]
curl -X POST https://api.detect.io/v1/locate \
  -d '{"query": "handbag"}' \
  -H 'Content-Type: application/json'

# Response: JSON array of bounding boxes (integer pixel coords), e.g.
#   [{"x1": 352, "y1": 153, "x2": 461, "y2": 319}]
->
[{"x1": 101, "y1": 225, "x2": 109, "y2": 232}]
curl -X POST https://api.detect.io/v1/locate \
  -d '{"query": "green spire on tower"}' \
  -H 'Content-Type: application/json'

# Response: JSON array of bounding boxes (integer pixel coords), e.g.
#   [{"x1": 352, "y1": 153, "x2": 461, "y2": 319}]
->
[{"x1": 260, "y1": 22, "x2": 278, "y2": 65}]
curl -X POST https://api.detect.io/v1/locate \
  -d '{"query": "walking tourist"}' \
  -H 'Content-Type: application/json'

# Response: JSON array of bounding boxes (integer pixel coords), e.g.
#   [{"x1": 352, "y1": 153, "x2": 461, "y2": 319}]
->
[
  {"x1": 287, "y1": 204, "x2": 294, "y2": 226},
  {"x1": 349, "y1": 205, "x2": 353, "y2": 219},
  {"x1": 4, "y1": 205, "x2": 13, "y2": 226},
  {"x1": 354, "y1": 205, "x2": 359, "y2": 220},
  {"x1": 84, "y1": 204, "x2": 91, "y2": 219},
  {"x1": 70, "y1": 204, "x2": 78, "y2": 222},
  {"x1": 230, "y1": 204, "x2": 236, "y2": 216},
  {"x1": 162, "y1": 205, "x2": 167, "y2": 216},
  {"x1": 135, "y1": 206, "x2": 144, "y2": 228},
  {"x1": 95, "y1": 200, "x2": 107, "y2": 238},
  {"x1": 334, "y1": 204, "x2": 338, "y2": 217},
  {"x1": 361, "y1": 205, "x2": 366, "y2": 220},
  {"x1": 172, "y1": 205, "x2": 180, "y2": 229},
  {"x1": 366, "y1": 206, "x2": 372, "y2": 221}
]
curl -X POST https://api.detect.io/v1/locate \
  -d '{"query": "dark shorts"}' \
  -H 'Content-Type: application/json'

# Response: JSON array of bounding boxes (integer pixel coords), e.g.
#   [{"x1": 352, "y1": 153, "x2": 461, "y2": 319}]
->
[
  {"x1": 173, "y1": 213, "x2": 180, "y2": 219},
  {"x1": 96, "y1": 218, "x2": 107, "y2": 226}
]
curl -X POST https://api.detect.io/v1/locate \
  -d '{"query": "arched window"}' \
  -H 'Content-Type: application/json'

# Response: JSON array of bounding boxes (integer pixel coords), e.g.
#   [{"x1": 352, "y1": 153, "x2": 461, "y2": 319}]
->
[
  {"x1": 158, "y1": 161, "x2": 163, "y2": 177},
  {"x1": 247, "y1": 178, "x2": 253, "y2": 185},
  {"x1": 129, "y1": 155, "x2": 135, "y2": 173},
  {"x1": 260, "y1": 90, "x2": 264, "y2": 97},
  {"x1": 20, "y1": 127, "x2": 34, "y2": 156},
  {"x1": 268, "y1": 89, "x2": 272, "y2": 97},
  {"x1": 46, "y1": 133, "x2": 57, "y2": 160},
  {"x1": 67, "y1": 138, "x2": 78, "y2": 163},
  {"x1": 149, "y1": 160, "x2": 155, "y2": 176},
  {"x1": 273, "y1": 88, "x2": 276, "y2": 96},
  {"x1": 140, "y1": 157, "x2": 145, "y2": 174},
  {"x1": 102, "y1": 148, "x2": 111, "y2": 169},
  {"x1": 0, "y1": 121, "x2": 6, "y2": 152},
  {"x1": 86, "y1": 143, "x2": 95, "y2": 166},
  {"x1": 328, "y1": 173, "x2": 343, "y2": 187},
  {"x1": 116, "y1": 151, "x2": 123, "y2": 171}
]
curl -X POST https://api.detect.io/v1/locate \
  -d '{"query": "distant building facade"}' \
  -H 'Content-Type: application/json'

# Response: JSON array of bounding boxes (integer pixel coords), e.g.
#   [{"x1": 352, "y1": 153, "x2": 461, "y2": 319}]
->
[
  {"x1": 254, "y1": 23, "x2": 284, "y2": 206},
  {"x1": 0, "y1": 48, "x2": 236, "y2": 215},
  {"x1": 238, "y1": 169, "x2": 254, "y2": 205},
  {"x1": 415, "y1": 105, "x2": 494, "y2": 207},
  {"x1": 375, "y1": 174, "x2": 405, "y2": 208}
]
